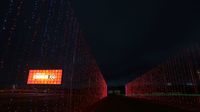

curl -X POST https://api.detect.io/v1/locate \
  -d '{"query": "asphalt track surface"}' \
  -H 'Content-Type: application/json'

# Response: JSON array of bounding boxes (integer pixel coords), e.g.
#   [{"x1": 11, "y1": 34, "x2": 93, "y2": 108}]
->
[
  {"x1": 0, "y1": 90, "x2": 197, "y2": 112},
  {"x1": 87, "y1": 96, "x2": 193, "y2": 112}
]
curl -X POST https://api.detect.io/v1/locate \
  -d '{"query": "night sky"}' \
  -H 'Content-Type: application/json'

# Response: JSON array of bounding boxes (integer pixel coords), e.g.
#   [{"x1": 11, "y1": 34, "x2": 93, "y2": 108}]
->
[
  {"x1": 1, "y1": 0, "x2": 200, "y2": 86},
  {"x1": 70, "y1": 0, "x2": 200, "y2": 86}
]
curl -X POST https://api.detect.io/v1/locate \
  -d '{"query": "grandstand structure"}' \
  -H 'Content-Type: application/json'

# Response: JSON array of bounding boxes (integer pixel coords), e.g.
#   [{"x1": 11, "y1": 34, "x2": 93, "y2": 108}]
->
[
  {"x1": 0, "y1": 0, "x2": 107, "y2": 111},
  {"x1": 126, "y1": 44, "x2": 200, "y2": 111}
]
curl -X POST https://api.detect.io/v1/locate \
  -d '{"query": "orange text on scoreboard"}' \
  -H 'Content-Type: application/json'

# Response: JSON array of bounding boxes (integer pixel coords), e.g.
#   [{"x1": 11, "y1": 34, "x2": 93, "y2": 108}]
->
[{"x1": 27, "y1": 69, "x2": 62, "y2": 85}]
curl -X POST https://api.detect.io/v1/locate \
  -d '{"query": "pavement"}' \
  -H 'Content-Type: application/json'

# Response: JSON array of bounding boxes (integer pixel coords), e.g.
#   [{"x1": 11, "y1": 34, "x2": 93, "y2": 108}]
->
[{"x1": 87, "y1": 95, "x2": 192, "y2": 112}]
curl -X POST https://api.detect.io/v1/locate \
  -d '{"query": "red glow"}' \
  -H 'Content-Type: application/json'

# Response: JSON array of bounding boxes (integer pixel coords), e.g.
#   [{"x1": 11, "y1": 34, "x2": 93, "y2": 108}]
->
[{"x1": 125, "y1": 44, "x2": 200, "y2": 111}]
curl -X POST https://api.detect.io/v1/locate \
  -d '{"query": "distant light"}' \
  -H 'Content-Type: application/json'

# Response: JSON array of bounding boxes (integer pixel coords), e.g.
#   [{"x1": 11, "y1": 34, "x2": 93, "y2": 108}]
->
[
  {"x1": 186, "y1": 82, "x2": 193, "y2": 86},
  {"x1": 197, "y1": 70, "x2": 200, "y2": 74},
  {"x1": 167, "y1": 82, "x2": 172, "y2": 86},
  {"x1": 108, "y1": 90, "x2": 113, "y2": 94}
]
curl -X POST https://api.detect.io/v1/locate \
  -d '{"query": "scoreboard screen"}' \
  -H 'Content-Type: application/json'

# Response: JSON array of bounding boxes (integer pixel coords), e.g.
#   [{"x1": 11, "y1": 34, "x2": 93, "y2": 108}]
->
[{"x1": 27, "y1": 69, "x2": 62, "y2": 85}]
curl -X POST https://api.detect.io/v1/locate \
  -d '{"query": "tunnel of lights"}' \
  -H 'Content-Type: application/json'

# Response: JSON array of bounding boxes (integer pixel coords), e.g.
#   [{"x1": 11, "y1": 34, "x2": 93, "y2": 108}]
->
[
  {"x1": 126, "y1": 44, "x2": 200, "y2": 110},
  {"x1": 0, "y1": 0, "x2": 107, "y2": 112}
]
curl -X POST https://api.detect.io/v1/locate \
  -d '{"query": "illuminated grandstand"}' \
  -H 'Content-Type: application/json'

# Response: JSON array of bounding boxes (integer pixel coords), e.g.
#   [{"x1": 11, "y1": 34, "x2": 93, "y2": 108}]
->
[
  {"x1": 126, "y1": 44, "x2": 200, "y2": 111},
  {"x1": 0, "y1": 0, "x2": 107, "y2": 111}
]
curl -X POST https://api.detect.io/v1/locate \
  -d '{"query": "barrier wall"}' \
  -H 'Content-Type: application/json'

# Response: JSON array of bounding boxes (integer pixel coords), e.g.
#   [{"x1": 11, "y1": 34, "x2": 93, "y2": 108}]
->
[
  {"x1": 0, "y1": 0, "x2": 107, "y2": 112},
  {"x1": 126, "y1": 44, "x2": 200, "y2": 110}
]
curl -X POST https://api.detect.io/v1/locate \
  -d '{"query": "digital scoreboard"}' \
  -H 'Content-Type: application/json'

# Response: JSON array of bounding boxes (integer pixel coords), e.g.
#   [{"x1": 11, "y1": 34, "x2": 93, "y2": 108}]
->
[{"x1": 27, "y1": 69, "x2": 62, "y2": 85}]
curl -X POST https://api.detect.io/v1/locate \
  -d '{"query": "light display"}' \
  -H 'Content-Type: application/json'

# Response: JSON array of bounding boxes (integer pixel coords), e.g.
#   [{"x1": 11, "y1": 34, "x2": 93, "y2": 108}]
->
[
  {"x1": 27, "y1": 69, "x2": 62, "y2": 84},
  {"x1": 0, "y1": 0, "x2": 107, "y2": 111},
  {"x1": 126, "y1": 44, "x2": 200, "y2": 111}
]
